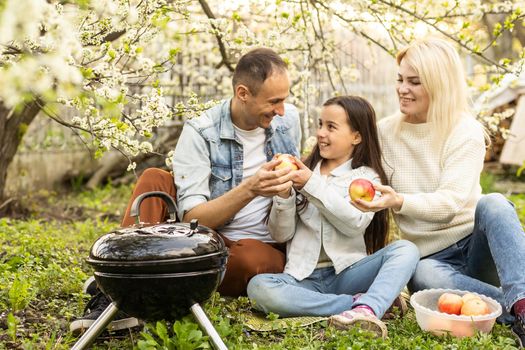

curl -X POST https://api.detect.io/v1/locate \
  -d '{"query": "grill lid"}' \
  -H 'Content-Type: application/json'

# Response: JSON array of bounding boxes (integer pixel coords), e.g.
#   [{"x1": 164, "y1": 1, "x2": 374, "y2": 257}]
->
[
  {"x1": 89, "y1": 222, "x2": 225, "y2": 262},
  {"x1": 89, "y1": 191, "x2": 226, "y2": 262}
]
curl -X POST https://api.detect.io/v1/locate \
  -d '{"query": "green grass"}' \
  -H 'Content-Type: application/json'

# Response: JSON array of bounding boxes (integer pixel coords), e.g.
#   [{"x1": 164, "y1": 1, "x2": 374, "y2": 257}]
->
[
  {"x1": 480, "y1": 171, "x2": 498, "y2": 194},
  {"x1": 0, "y1": 184, "x2": 524, "y2": 349},
  {"x1": 509, "y1": 194, "x2": 525, "y2": 226}
]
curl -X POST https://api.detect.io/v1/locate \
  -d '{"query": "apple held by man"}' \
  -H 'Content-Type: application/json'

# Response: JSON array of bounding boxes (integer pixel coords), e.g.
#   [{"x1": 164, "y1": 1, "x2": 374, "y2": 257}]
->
[{"x1": 274, "y1": 153, "x2": 299, "y2": 171}]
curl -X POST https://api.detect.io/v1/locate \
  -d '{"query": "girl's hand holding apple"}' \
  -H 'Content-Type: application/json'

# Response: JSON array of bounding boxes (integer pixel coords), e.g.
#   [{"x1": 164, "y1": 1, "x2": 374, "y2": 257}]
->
[
  {"x1": 287, "y1": 157, "x2": 312, "y2": 191},
  {"x1": 270, "y1": 155, "x2": 311, "y2": 192}
]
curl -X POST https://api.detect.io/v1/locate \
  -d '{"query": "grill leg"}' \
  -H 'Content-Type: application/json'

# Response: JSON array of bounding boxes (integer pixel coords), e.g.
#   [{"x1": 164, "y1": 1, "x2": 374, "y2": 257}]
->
[
  {"x1": 71, "y1": 302, "x2": 119, "y2": 350},
  {"x1": 190, "y1": 303, "x2": 228, "y2": 350}
]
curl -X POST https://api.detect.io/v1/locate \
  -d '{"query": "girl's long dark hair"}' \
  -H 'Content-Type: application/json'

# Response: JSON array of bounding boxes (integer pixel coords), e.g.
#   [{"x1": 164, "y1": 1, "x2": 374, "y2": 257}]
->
[{"x1": 299, "y1": 96, "x2": 389, "y2": 254}]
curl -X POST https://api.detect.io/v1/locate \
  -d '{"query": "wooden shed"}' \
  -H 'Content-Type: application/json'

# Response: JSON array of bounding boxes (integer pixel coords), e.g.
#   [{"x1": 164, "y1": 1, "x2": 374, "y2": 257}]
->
[{"x1": 476, "y1": 74, "x2": 525, "y2": 166}]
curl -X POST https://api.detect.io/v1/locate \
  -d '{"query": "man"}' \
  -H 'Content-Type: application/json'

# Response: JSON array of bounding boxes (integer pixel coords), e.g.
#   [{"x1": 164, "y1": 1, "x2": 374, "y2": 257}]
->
[{"x1": 70, "y1": 48, "x2": 301, "y2": 333}]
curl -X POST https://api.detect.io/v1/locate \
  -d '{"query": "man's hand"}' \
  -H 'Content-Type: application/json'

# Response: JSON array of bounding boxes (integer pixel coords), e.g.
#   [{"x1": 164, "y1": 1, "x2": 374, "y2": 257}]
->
[
  {"x1": 244, "y1": 159, "x2": 295, "y2": 197},
  {"x1": 183, "y1": 159, "x2": 294, "y2": 229},
  {"x1": 351, "y1": 183, "x2": 403, "y2": 212}
]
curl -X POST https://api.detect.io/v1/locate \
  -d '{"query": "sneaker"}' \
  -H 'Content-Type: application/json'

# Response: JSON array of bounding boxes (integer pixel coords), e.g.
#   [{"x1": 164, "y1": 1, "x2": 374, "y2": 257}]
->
[
  {"x1": 70, "y1": 292, "x2": 141, "y2": 335},
  {"x1": 382, "y1": 293, "x2": 409, "y2": 320},
  {"x1": 328, "y1": 306, "x2": 388, "y2": 338},
  {"x1": 512, "y1": 313, "x2": 525, "y2": 348},
  {"x1": 82, "y1": 276, "x2": 98, "y2": 296}
]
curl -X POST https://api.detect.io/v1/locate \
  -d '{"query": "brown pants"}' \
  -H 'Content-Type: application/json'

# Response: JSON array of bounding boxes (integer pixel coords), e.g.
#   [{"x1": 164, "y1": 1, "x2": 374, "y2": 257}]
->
[{"x1": 121, "y1": 168, "x2": 286, "y2": 297}]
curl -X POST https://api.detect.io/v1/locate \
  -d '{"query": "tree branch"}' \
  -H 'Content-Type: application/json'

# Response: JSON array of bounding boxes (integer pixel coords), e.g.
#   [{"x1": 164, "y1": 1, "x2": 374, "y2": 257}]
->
[
  {"x1": 376, "y1": 0, "x2": 509, "y2": 71},
  {"x1": 310, "y1": 0, "x2": 395, "y2": 56},
  {"x1": 198, "y1": 0, "x2": 234, "y2": 72},
  {"x1": 103, "y1": 30, "x2": 127, "y2": 42}
]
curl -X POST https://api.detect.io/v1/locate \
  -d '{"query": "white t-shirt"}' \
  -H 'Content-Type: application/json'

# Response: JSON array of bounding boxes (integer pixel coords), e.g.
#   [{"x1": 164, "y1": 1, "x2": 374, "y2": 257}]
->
[{"x1": 219, "y1": 125, "x2": 274, "y2": 242}]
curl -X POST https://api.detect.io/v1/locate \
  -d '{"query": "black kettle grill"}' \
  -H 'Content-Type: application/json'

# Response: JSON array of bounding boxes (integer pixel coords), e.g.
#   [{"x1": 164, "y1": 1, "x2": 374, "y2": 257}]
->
[{"x1": 71, "y1": 191, "x2": 229, "y2": 350}]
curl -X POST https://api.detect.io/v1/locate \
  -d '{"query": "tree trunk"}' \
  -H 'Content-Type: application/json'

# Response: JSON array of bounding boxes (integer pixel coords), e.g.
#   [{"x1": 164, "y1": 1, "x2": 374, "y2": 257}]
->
[{"x1": 0, "y1": 100, "x2": 42, "y2": 205}]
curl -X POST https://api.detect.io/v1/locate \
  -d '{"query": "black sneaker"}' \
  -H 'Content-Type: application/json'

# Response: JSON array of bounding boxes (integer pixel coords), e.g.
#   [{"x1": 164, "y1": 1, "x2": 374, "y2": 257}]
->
[
  {"x1": 512, "y1": 313, "x2": 525, "y2": 348},
  {"x1": 69, "y1": 292, "x2": 141, "y2": 335}
]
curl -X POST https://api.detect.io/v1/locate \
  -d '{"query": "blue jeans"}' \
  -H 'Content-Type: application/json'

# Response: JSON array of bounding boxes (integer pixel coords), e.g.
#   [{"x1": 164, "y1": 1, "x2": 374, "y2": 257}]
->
[
  {"x1": 409, "y1": 193, "x2": 525, "y2": 324},
  {"x1": 247, "y1": 240, "x2": 419, "y2": 318}
]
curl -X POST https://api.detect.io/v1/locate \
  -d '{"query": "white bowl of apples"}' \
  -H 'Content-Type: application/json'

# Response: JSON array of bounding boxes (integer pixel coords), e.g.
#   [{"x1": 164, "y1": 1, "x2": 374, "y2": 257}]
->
[{"x1": 410, "y1": 288, "x2": 502, "y2": 338}]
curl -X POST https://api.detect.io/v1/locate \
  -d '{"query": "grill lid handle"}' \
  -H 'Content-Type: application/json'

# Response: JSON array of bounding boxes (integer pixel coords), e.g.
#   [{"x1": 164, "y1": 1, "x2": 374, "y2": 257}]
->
[
  {"x1": 130, "y1": 191, "x2": 178, "y2": 225},
  {"x1": 190, "y1": 219, "x2": 198, "y2": 230}
]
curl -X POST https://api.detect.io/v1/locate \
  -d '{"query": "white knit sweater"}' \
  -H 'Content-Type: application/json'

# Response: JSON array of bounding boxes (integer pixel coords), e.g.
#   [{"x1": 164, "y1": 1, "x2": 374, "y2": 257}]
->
[{"x1": 378, "y1": 114, "x2": 486, "y2": 257}]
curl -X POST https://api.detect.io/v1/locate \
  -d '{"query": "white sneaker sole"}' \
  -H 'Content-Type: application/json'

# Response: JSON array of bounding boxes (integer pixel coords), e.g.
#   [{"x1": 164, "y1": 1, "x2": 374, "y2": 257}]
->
[
  {"x1": 328, "y1": 314, "x2": 388, "y2": 339},
  {"x1": 70, "y1": 317, "x2": 141, "y2": 335},
  {"x1": 512, "y1": 330, "x2": 524, "y2": 348}
]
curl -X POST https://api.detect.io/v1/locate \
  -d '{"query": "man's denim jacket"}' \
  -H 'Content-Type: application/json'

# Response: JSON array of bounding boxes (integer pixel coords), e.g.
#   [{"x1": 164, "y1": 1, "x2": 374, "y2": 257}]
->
[{"x1": 172, "y1": 99, "x2": 301, "y2": 220}]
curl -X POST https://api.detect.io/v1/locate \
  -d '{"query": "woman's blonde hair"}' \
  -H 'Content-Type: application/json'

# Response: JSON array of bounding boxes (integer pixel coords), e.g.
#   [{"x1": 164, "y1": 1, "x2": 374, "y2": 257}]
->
[{"x1": 396, "y1": 37, "x2": 473, "y2": 144}]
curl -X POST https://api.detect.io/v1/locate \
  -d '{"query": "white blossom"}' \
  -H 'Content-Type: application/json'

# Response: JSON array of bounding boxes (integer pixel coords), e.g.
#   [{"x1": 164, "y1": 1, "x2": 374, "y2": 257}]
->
[
  {"x1": 0, "y1": 0, "x2": 523, "y2": 172},
  {"x1": 127, "y1": 162, "x2": 137, "y2": 171}
]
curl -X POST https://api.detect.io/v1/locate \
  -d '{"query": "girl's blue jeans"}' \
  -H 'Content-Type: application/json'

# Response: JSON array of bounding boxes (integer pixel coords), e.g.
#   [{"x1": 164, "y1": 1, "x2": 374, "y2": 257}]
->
[
  {"x1": 247, "y1": 240, "x2": 419, "y2": 318},
  {"x1": 409, "y1": 193, "x2": 525, "y2": 324}
]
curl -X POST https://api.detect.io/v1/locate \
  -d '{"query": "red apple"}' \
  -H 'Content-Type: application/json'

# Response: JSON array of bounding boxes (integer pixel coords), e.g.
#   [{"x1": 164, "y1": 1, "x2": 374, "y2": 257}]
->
[
  {"x1": 437, "y1": 292, "x2": 463, "y2": 315},
  {"x1": 274, "y1": 154, "x2": 299, "y2": 171},
  {"x1": 461, "y1": 298, "x2": 490, "y2": 316},
  {"x1": 349, "y1": 178, "x2": 375, "y2": 202}
]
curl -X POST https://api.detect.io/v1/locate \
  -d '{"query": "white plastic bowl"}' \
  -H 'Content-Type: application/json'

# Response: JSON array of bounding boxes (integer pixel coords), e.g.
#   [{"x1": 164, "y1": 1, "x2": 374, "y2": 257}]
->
[{"x1": 410, "y1": 288, "x2": 502, "y2": 338}]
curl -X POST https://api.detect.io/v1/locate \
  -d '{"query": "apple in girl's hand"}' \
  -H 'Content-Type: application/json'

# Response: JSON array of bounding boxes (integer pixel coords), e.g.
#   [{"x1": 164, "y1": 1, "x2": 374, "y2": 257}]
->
[
  {"x1": 437, "y1": 292, "x2": 463, "y2": 315},
  {"x1": 274, "y1": 154, "x2": 299, "y2": 171},
  {"x1": 461, "y1": 298, "x2": 490, "y2": 316},
  {"x1": 349, "y1": 178, "x2": 375, "y2": 202}
]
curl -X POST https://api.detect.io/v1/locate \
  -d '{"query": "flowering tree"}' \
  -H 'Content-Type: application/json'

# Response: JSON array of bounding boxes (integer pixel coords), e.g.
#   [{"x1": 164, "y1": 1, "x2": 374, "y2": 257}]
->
[{"x1": 0, "y1": 0, "x2": 524, "y2": 204}]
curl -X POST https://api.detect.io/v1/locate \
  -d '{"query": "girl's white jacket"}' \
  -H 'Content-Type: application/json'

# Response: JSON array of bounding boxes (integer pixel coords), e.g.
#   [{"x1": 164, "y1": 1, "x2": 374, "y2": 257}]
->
[{"x1": 269, "y1": 159, "x2": 380, "y2": 281}]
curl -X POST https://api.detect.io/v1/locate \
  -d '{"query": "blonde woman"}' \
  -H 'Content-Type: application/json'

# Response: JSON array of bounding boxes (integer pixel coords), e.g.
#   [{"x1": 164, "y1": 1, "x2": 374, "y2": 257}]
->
[{"x1": 353, "y1": 37, "x2": 525, "y2": 347}]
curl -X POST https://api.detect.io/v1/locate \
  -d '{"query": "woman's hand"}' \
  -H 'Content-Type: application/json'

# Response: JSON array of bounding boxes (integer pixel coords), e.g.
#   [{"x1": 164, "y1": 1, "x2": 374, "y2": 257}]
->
[
  {"x1": 289, "y1": 157, "x2": 313, "y2": 190},
  {"x1": 352, "y1": 183, "x2": 404, "y2": 212}
]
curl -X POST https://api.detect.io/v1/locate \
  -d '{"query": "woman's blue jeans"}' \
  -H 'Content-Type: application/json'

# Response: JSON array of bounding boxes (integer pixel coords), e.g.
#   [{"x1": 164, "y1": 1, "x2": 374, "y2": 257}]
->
[
  {"x1": 247, "y1": 240, "x2": 419, "y2": 318},
  {"x1": 409, "y1": 193, "x2": 525, "y2": 324}
]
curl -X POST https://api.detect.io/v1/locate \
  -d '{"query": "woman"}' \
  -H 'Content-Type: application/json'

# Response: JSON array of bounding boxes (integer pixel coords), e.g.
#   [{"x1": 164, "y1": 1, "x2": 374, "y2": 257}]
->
[{"x1": 353, "y1": 37, "x2": 525, "y2": 347}]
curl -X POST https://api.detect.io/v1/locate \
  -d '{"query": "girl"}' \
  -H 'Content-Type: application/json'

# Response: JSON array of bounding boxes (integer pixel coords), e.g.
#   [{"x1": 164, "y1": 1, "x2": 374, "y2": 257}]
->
[{"x1": 247, "y1": 96, "x2": 420, "y2": 338}]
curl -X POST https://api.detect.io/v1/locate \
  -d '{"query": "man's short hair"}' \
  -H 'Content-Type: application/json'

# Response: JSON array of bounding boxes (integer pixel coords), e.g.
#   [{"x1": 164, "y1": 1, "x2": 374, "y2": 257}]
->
[{"x1": 232, "y1": 48, "x2": 288, "y2": 96}]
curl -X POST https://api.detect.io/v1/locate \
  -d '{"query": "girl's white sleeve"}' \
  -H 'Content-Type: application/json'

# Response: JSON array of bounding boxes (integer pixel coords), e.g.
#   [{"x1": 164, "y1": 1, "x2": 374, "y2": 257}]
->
[
  {"x1": 268, "y1": 190, "x2": 297, "y2": 243},
  {"x1": 299, "y1": 170, "x2": 377, "y2": 238}
]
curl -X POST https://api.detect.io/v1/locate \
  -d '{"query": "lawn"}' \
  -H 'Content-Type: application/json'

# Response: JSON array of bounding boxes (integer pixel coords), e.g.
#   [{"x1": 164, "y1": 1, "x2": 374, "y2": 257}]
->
[{"x1": 0, "y1": 182, "x2": 523, "y2": 349}]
